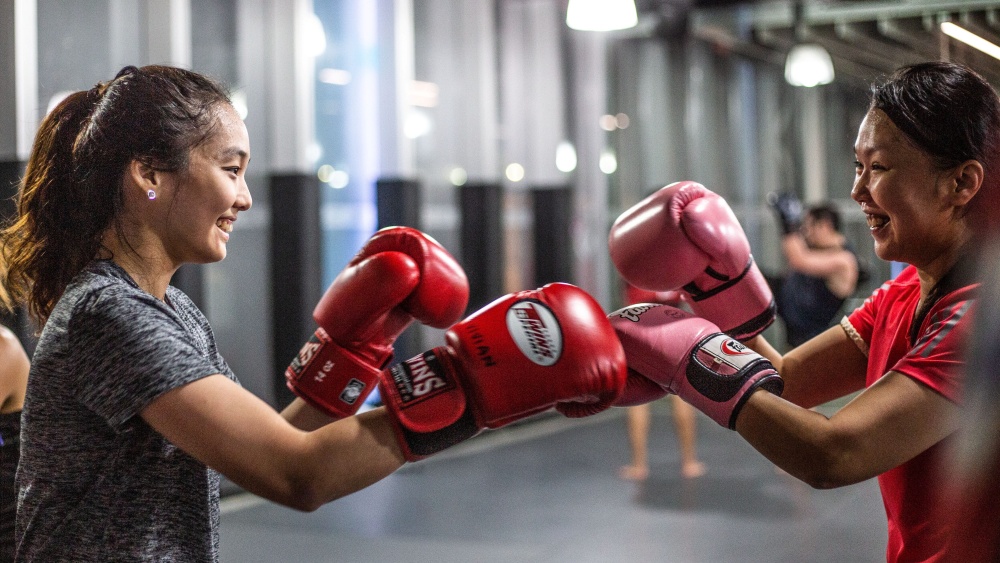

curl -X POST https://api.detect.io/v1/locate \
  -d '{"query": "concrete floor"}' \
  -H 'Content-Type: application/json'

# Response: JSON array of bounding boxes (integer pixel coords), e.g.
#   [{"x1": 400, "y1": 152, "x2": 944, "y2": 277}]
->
[{"x1": 219, "y1": 407, "x2": 886, "y2": 563}]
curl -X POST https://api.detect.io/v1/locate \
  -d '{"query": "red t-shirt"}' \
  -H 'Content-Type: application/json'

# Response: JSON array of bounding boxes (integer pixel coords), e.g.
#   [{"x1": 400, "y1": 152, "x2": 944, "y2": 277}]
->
[{"x1": 844, "y1": 265, "x2": 976, "y2": 562}]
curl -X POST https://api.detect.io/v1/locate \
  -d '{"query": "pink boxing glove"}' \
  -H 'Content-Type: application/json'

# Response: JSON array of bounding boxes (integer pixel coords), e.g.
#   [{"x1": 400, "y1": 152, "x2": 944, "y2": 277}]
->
[
  {"x1": 285, "y1": 227, "x2": 469, "y2": 418},
  {"x1": 379, "y1": 283, "x2": 627, "y2": 460},
  {"x1": 624, "y1": 283, "x2": 685, "y2": 308},
  {"x1": 608, "y1": 302, "x2": 783, "y2": 429},
  {"x1": 609, "y1": 181, "x2": 775, "y2": 340}
]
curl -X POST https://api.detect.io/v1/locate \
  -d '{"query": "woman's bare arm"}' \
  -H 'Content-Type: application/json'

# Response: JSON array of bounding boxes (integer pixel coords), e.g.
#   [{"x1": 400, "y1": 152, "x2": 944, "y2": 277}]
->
[{"x1": 142, "y1": 374, "x2": 405, "y2": 512}]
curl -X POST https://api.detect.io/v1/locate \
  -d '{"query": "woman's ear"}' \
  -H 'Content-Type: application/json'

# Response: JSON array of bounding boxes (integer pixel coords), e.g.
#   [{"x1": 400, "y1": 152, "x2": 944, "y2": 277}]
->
[
  {"x1": 127, "y1": 159, "x2": 159, "y2": 193},
  {"x1": 951, "y1": 159, "x2": 984, "y2": 206}
]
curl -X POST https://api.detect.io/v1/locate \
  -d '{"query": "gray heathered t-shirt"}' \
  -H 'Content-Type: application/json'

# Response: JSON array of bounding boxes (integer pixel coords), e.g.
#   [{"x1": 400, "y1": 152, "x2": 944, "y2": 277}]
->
[{"x1": 15, "y1": 260, "x2": 237, "y2": 562}]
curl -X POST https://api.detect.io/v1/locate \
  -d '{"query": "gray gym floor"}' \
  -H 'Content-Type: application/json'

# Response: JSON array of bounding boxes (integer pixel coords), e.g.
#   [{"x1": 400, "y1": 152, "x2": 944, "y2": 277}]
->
[{"x1": 219, "y1": 407, "x2": 885, "y2": 562}]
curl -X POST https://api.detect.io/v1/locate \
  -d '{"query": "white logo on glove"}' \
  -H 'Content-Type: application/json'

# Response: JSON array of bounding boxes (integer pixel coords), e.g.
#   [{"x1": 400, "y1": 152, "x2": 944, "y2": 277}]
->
[
  {"x1": 612, "y1": 303, "x2": 660, "y2": 322},
  {"x1": 720, "y1": 339, "x2": 752, "y2": 356},
  {"x1": 507, "y1": 300, "x2": 563, "y2": 366}
]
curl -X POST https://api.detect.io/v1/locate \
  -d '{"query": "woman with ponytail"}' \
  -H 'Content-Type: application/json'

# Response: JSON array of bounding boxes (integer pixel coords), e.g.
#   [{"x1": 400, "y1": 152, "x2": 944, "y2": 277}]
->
[{"x1": 0, "y1": 66, "x2": 413, "y2": 562}]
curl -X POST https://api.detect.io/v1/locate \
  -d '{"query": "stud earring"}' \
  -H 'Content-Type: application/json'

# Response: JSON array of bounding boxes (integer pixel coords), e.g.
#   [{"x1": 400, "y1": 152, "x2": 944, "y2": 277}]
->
[{"x1": 147, "y1": 189, "x2": 156, "y2": 200}]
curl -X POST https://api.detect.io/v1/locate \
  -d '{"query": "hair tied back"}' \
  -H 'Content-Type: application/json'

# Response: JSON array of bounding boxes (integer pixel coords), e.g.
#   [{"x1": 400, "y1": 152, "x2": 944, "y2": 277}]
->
[{"x1": 114, "y1": 65, "x2": 139, "y2": 80}]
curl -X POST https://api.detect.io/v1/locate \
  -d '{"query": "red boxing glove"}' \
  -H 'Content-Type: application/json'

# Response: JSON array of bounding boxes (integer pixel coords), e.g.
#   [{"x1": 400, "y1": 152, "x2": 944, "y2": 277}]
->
[
  {"x1": 286, "y1": 227, "x2": 469, "y2": 418},
  {"x1": 609, "y1": 181, "x2": 775, "y2": 340},
  {"x1": 379, "y1": 283, "x2": 628, "y2": 461},
  {"x1": 608, "y1": 303, "x2": 782, "y2": 429}
]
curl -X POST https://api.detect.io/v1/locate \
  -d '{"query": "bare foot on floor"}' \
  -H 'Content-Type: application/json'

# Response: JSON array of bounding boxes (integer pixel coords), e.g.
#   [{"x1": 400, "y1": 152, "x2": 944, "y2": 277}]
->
[
  {"x1": 618, "y1": 464, "x2": 650, "y2": 481},
  {"x1": 681, "y1": 461, "x2": 706, "y2": 479}
]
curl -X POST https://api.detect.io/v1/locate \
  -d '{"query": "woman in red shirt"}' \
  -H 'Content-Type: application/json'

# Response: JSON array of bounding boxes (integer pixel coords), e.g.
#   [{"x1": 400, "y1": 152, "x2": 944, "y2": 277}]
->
[
  {"x1": 609, "y1": 61, "x2": 998, "y2": 563},
  {"x1": 738, "y1": 61, "x2": 997, "y2": 562}
]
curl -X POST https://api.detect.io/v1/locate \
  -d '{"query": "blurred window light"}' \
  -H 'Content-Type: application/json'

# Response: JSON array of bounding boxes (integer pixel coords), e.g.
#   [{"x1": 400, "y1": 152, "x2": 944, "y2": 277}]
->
[
  {"x1": 318, "y1": 68, "x2": 352, "y2": 85},
  {"x1": 449, "y1": 167, "x2": 468, "y2": 186},
  {"x1": 410, "y1": 81, "x2": 440, "y2": 108},
  {"x1": 305, "y1": 142, "x2": 323, "y2": 164},
  {"x1": 615, "y1": 112, "x2": 630, "y2": 129},
  {"x1": 305, "y1": 13, "x2": 327, "y2": 57},
  {"x1": 599, "y1": 114, "x2": 618, "y2": 131},
  {"x1": 566, "y1": 0, "x2": 638, "y2": 31},
  {"x1": 505, "y1": 163, "x2": 526, "y2": 182},
  {"x1": 450, "y1": 168, "x2": 469, "y2": 186},
  {"x1": 784, "y1": 44, "x2": 834, "y2": 87},
  {"x1": 404, "y1": 110, "x2": 433, "y2": 139},
  {"x1": 318, "y1": 165, "x2": 349, "y2": 189},
  {"x1": 599, "y1": 149, "x2": 618, "y2": 174},
  {"x1": 556, "y1": 141, "x2": 578, "y2": 173},
  {"x1": 230, "y1": 89, "x2": 249, "y2": 120},
  {"x1": 46, "y1": 91, "x2": 74, "y2": 115},
  {"x1": 328, "y1": 169, "x2": 350, "y2": 189},
  {"x1": 317, "y1": 164, "x2": 335, "y2": 183},
  {"x1": 941, "y1": 22, "x2": 1000, "y2": 60}
]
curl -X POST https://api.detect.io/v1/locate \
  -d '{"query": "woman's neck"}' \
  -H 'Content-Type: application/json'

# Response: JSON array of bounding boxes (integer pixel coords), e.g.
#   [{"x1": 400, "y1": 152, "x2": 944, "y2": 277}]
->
[
  {"x1": 100, "y1": 232, "x2": 176, "y2": 301},
  {"x1": 115, "y1": 257, "x2": 173, "y2": 300},
  {"x1": 916, "y1": 230, "x2": 973, "y2": 299}
]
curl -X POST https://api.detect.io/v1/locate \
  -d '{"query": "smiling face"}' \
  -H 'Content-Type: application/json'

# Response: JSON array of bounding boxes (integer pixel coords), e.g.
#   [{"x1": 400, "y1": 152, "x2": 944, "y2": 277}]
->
[
  {"x1": 851, "y1": 108, "x2": 968, "y2": 277},
  {"x1": 158, "y1": 103, "x2": 252, "y2": 266}
]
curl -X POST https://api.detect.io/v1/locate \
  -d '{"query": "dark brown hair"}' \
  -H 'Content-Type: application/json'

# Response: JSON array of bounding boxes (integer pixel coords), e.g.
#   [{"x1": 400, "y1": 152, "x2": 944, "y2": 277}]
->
[
  {"x1": 870, "y1": 61, "x2": 1000, "y2": 236},
  {"x1": 1, "y1": 65, "x2": 231, "y2": 324}
]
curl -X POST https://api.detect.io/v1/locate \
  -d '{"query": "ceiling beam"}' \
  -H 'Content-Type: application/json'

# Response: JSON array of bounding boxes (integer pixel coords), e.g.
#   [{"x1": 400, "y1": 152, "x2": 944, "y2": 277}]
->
[{"x1": 877, "y1": 16, "x2": 942, "y2": 60}]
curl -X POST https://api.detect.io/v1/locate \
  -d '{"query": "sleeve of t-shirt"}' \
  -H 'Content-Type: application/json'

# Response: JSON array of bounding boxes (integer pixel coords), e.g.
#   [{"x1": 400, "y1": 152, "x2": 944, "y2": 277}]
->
[
  {"x1": 891, "y1": 286, "x2": 975, "y2": 402},
  {"x1": 66, "y1": 287, "x2": 224, "y2": 430},
  {"x1": 843, "y1": 279, "x2": 893, "y2": 354}
]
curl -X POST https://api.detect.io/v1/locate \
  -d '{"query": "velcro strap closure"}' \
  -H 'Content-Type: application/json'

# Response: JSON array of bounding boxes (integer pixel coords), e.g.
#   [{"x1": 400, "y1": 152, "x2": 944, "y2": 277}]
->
[
  {"x1": 686, "y1": 333, "x2": 773, "y2": 402},
  {"x1": 396, "y1": 408, "x2": 480, "y2": 461},
  {"x1": 682, "y1": 257, "x2": 753, "y2": 301},
  {"x1": 380, "y1": 348, "x2": 480, "y2": 461},
  {"x1": 727, "y1": 371, "x2": 783, "y2": 429},
  {"x1": 285, "y1": 328, "x2": 382, "y2": 418},
  {"x1": 381, "y1": 348, "x2": 468, "y2": 434},
  {"x1": 684, "y1": 333, "x2": 783, "y2": 429}
]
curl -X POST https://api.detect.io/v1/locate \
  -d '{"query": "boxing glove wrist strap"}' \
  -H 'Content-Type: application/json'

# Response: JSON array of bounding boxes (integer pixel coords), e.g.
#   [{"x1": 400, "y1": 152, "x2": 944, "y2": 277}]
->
[
  {"x1": 684, "y1": 333, "x2": 784, "y2": 429},
  {"x1": 285, "y1": 328, "x2": 384, "y2": 419},
  {"x1": 380, "y1": 348, "x2": 480, "y2": 461},
  {"x1": 684, "y1": 257, "x2": 777, "y2": 341},
  {"x1": 682, "y1": 258, "x2": 754, "y2": 301}
]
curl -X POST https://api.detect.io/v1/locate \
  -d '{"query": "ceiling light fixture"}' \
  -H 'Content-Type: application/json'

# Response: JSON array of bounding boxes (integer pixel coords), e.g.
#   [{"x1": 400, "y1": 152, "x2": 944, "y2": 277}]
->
[
  {"x1": 784, "y1": 2, "x2": 834, "y2": 87},
  {"x1": 941, "y1": 21, "x2": 1000, "y2": 60},
  {"x1": 566, "y1": 0, "x2": 638, "y2": 32},
  {"x1": 785, "y1": 43, "x2": 835, "y2": 87}
]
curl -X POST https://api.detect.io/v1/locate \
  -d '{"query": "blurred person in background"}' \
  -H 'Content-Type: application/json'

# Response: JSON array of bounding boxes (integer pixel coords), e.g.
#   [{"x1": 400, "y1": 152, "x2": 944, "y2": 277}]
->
[
  {"x1": 0, "y1": 318, "x2": 29, "y2": 562},
  {"x1": 768, "y1": 194, "x2": 863, "y2": 348}
]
